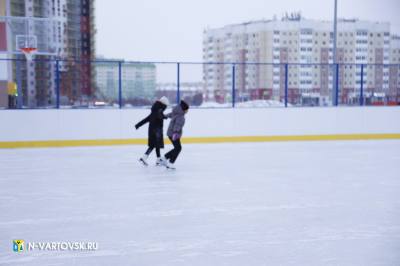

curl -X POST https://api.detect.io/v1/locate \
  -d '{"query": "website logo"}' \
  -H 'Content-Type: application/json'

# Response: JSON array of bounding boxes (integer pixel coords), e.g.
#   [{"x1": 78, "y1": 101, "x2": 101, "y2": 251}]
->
[
  {"x1": 13, "y1": 239, "x2": 24, "y2": 252},
  {"x1": 12, "y1": 239, "x2": 98, "y2": 253}
]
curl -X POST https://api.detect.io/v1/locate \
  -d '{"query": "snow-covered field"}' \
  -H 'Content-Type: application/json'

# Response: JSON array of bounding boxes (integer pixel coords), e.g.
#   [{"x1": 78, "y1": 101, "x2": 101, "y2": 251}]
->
[{"x1": 1, "y1": 140, "x2": 400, "y2": 265}]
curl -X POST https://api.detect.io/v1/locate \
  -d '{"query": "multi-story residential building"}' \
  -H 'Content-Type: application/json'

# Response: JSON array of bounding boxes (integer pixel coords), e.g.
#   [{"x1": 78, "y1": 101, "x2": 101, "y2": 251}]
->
[
  {"x1": 0, "y1": 0, "x2": 95, "y2": 108},
  {"x1": 60, "y1": 0, "x2": 96, "y2": 105},
  {"x1": 203, "y1": 17, "x2": 400, "y2": 105},
  {"x1": 389, "y1": 35, "x2": 400, "y2": 103},
  {"x1": 95, "y1": 60, "x2": 156, "y2": 106}
]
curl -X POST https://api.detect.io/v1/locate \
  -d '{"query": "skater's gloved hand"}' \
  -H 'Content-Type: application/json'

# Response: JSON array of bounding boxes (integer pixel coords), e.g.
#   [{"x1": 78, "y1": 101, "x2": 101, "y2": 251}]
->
[
  {"x1": 172, "y1": 133, "x2": 180, "y2": 141},
  {"x1": 135, "y1": 124, "x2": 139, "y2": 130}
]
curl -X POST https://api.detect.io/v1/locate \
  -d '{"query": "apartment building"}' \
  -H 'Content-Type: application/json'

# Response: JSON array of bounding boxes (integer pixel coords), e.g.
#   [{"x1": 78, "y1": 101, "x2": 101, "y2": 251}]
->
[
  {"x1": 203, "y1": 17, "x2": 399, "y2": 105},
  {"x1": 95, "y1": 60, "x2": 156, "y2": 105},
  {"x1": 59, "y1": 0, "x2": 96, "y2": 104},
  {"x1": 388, "y1": 35, "x2": 400, "y2": 103}
]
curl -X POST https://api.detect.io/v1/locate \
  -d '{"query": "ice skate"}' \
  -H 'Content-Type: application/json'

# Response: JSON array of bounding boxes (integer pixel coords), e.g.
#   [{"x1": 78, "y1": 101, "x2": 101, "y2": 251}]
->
[
  {"x1": 155, "y1": 157, "x2": 163, "y2": 166},
  {"x1": 158, "y1": 156, "x2": 168, "y2": 166},
  {"x1": 164, "y1": 160, "x2": 176, "y2": 170},
  {"x1": 139, "y1": 154, "x2": 149, "y2": 166}
]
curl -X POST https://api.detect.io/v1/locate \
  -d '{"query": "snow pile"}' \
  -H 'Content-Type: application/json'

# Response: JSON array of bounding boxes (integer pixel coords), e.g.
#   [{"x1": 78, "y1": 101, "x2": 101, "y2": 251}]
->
[
  {"x1": 200, "y1": 100, "x2": 287, "y2": 108},
  {"x1": 236, "y1": 99, "x2": 287, "y2": 107}
]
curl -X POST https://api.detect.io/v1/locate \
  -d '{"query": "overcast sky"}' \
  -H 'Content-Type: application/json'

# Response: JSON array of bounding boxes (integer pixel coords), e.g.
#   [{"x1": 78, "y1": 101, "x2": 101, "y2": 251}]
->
[{"x1": 96, "y1": 0, "x2": 400, "y2": 62}]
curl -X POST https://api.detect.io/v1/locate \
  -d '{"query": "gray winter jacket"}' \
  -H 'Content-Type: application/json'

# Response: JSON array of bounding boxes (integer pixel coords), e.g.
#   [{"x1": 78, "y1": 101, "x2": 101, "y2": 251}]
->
[{"x1": 167, "y1": 105, "x2": 186, "y2": 138}]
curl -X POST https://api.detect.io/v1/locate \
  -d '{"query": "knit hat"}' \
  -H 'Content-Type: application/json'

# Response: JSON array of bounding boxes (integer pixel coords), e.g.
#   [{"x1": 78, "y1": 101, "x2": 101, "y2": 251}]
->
[
  {"x1": 159, "y1": 96, "x2": 169, "y2": 107},
  {"x1": 180, "y1": 100, "x2": 189, "y2": 111}
]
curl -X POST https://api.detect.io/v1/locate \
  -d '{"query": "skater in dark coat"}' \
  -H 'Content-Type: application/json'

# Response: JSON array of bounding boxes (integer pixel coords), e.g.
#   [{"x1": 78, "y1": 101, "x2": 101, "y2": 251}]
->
[
  {"x1": 161, "y1": 100, "x2": 189, "y2": 169},
  {"x1": 135, "y1": 96, "x2": 169, "y2": 166}
]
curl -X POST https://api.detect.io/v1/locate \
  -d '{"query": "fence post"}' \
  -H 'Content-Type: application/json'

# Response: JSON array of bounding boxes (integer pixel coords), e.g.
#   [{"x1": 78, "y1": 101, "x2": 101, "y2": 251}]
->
[
  {"x1": 56, "y1": 59, "x2": 60, "y2": 109},
  {"x1": 177, "y1": 63, "x2": 180, "y2": 104},
  {"x1": 285, "y1": 64, "x2": 288, "y2": 107},
  {"x1": 118, "y1": 61, "x2": 122, "y2": 108},
  {"x1": 16, "y1": 59, "x2": 22, "y2": 109},
  {"x1": 232, "y1": 64, "x2": 236, "y2": 108},
  {"x1": 335, "y1": 63, "x2": 339, "y2": 106},
  {"x1": 360, "y1": 64, "x2": 364, "y2": 106}
]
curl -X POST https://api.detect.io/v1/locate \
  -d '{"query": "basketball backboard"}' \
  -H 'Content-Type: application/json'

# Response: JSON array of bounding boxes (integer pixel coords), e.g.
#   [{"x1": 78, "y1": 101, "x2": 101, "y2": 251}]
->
[{"x1": 0, "y1": 15, "x2": 59, "y2": 56}]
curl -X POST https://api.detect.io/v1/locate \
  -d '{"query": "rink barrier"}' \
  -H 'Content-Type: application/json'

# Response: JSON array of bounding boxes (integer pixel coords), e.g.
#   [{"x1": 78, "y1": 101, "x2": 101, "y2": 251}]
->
[
  {"x1": 1, "y1": 133, "x2": 400, "y2": 148},
  {"x1": 1, "y1": 58, "x2": 400, "y2": 109}
]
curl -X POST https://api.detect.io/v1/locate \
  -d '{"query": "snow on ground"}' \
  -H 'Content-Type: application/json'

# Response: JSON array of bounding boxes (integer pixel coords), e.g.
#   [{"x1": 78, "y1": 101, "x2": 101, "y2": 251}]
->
[
  {"x1": 200, "y1": 100, "x2": 287, "y2": 108},
  {"x1": 1, "y1": 140, "x2": 400, "y2": 265}
]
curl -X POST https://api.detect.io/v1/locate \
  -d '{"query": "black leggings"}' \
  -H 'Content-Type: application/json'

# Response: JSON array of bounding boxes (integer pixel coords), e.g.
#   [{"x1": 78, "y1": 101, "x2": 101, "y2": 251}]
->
[
  {"x1": 165, "y1": 137, "x2": 182, "y2": 163},
  {"x1": 145, "y1": 147, "x2": 160, "y2": 157},
  {"x1": 8, "y1": 95, "x2": 16, "y2": 109}
]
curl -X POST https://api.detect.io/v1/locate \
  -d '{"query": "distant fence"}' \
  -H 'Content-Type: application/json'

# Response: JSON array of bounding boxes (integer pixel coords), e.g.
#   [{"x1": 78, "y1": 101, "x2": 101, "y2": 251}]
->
[{"x1": 1, "y1": 58, "x2": 399, "y2": 109}]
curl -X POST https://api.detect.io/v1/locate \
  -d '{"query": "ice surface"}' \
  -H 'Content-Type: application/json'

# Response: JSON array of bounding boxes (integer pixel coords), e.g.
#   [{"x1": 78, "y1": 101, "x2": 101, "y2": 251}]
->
[{"x1": 1, "y1": 140, "x2": 400, "y2": 265}]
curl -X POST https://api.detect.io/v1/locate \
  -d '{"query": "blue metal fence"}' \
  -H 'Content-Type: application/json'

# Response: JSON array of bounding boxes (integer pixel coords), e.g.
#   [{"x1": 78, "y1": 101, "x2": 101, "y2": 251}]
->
[{"x1": 1, "y1": 58, "x2": 399, "y2": 109}]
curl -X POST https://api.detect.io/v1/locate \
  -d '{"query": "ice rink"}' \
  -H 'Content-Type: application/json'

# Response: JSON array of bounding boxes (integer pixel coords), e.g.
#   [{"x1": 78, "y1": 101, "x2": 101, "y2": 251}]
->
[{"x1": 1, "y1": 140, "x2": 400, "y2": 265}]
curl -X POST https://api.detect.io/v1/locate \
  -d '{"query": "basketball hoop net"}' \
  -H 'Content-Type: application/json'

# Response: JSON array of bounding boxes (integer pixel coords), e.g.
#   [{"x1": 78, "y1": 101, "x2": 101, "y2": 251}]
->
[{"x1": 20, "y1": 47, "x2": 37, "y2": 61}]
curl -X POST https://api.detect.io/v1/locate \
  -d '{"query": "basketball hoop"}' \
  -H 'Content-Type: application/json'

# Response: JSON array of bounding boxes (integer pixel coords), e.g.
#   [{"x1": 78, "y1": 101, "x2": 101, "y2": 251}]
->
[{"x1": 20, "y1": 47, "x2": 37, "y2": 61}]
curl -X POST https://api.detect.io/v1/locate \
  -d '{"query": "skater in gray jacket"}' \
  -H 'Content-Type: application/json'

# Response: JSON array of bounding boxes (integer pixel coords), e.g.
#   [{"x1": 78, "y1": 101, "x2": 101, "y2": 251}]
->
[{"x1": 162, "y1": 100, "x2": 189, "y2": 169}]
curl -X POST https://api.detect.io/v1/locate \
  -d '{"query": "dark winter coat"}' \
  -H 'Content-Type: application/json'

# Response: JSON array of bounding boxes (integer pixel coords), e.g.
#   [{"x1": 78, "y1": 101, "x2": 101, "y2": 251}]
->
[
  {"x1": 167, "y1": 105, "x2": 186, "y2": 138},
  {"x1": 135, "y1": 101, "x2": 167, "y2": 148}
]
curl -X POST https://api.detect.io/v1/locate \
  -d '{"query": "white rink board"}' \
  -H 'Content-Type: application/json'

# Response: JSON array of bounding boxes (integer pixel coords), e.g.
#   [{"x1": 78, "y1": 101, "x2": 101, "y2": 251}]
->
[{"x1": 0, "y1": 107, "x2": 399, "y2": 142}]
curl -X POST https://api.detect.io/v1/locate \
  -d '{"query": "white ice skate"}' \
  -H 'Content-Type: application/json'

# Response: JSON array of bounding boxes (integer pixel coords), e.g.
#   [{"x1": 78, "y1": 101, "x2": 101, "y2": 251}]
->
[
  {"x1": 164, "y1": 160, "x2": 176, "y2": 170},
  {"x1": 158, "y1": 156, "x2": 168, "y2": 166},
  {"x1": 139, "y1": 154, "x2": 149, "y2": 166},
  {"x1": 158, "y1": 157, "x2": 175, "y2": 169},
  {"x1": 155, "y1": 157, "x2": 163, "y2": 166}
]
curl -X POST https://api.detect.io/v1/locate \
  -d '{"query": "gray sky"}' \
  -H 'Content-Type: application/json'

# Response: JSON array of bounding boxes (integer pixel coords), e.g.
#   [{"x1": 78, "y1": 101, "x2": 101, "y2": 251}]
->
[{"x1": 95, "y1": 0, "x2": 400, "y2": 82}]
